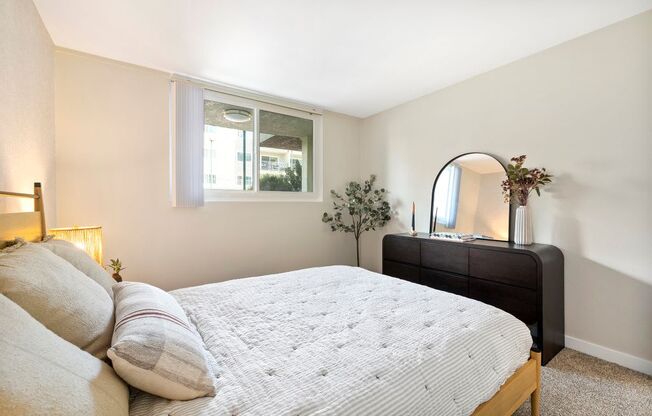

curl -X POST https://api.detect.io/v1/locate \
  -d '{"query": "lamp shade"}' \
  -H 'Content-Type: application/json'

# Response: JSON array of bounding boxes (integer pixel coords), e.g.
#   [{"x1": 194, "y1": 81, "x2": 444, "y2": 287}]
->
[{"x1": 49, "y1": 226, "x2": 103, "y2": 264}]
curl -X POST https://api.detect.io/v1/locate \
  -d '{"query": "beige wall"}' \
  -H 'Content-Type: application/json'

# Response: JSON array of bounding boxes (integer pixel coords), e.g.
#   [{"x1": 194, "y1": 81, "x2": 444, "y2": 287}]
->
[
  {"x1": 438, "y1": 165, "x2": 480, "y2": 234},
  {"x1": 435, "y1": 166, "x2": 508, "y2": 239},
  {"x1": 360, "y1": 11, "x2": 652, "y2": 363},
  {"x1": 54, "y1": 49, "x2": 360, "y2": 290},
  {"x1": 0, "y1": 0, "x2": 55, "y2": 223},
  {"x1": 474, "y1": 172, "x2": 509, "y2": 240}
]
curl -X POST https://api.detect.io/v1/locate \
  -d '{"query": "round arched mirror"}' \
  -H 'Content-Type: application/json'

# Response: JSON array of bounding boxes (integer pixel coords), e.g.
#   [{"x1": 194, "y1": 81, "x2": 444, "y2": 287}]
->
[{"x1": 429, "y1": 153, "x2": 510, "y2": 241}]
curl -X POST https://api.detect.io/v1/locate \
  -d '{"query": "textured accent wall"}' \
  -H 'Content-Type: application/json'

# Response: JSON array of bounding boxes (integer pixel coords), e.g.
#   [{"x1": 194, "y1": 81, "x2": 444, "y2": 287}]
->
[{"x1": 0, "y1": 0, "x2": 55, "y2": 224}]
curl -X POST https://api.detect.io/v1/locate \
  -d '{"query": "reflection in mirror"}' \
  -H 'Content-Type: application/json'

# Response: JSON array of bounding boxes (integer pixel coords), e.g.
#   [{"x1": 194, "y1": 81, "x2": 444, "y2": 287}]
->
[{"x1": 431, "y1": 153, "x2": 509, "y2": 241}]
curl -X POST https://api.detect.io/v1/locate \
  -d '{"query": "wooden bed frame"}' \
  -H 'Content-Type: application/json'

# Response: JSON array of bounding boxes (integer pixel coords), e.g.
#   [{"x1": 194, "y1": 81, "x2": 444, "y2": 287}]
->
[
  {"x1": 473, "y1": 350, "x2": 541, "y2": 416},
  {"x1": 0, "y1": 183, "x2": 541, "y2": 416},
  {"x1": 0, "y1": 182, "x2": 47, "y2": 248}
]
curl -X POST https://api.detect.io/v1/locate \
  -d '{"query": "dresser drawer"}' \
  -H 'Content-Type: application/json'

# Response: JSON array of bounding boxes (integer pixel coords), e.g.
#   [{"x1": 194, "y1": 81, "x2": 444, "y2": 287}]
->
[
  {"x1": 469, "y1": 249, "x2": 537, "y2": 290},
  {"x1": 469, "y1": 279, "x2": 537, "y2": 325},
  {"x1": 383, "y1": 260, "x2": 420, "y2": 284},
  {"x1": 421, "y1": 268, "x2": 468, "y2": 296},
  {"x1": 383, "y1": 235, "x2": 420, "y2": 265},
  {"x1": 420, "y1": 241, "x2": 468, "y2": 274}
]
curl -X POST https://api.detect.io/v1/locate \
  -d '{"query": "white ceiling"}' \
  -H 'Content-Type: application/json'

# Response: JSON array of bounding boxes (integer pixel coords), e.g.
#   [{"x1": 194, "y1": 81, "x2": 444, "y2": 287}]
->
[{"x1": 34, "y1": 0, "x2": 652, "y2": 118}]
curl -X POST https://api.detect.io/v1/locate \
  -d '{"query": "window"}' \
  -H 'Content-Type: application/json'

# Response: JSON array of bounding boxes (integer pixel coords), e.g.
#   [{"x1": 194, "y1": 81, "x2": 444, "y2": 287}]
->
[
  {"x1": 203, "y1": 90, "x2": 321, "y2": 201},
  {"x1": 237, "y1": 152, "x2": 252, "y2": 162},
  {"x1": 204, "y1": 100, "x2": 254, "y2": 191},
  {"x1": 433, "y1": 164, "x2": 462, "y2": 228},
  {"x1": 236, "y1": 176, "x2": 253, "y2": 186},
  {"x1": 260, "y1": 155, "x2": 280, "y2": 171},
  {"x1": 205, "y1": 173, "x2": 217, "y2": 185}
]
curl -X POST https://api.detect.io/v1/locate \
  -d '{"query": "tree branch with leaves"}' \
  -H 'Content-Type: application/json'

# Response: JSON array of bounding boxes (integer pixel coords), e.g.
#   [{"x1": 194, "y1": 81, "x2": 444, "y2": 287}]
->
[{"x1": 322, "y1": 175, "x2": 392, "y2": 266}]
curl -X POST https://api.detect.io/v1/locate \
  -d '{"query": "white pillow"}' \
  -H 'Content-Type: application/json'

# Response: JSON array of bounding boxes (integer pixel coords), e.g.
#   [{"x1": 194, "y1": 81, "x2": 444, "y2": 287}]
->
[
  {"x1": 108, "y1": 282, "x2": 216, "y2": 400},
  {"x1": 41, "y1": 238, "x2": 116, "y2": 297},
  {"x1": 0, "y1": 243, "x2": 114, "y2": 359},
  {"x1": 0, "y1": 294, "x2": 128, "y2": 416}
]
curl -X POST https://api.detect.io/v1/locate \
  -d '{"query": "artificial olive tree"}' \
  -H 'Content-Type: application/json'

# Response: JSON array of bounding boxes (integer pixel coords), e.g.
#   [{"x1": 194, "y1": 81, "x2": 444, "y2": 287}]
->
[{"x1": 322, "y1": 175, "x2": 392, "y2": 266}]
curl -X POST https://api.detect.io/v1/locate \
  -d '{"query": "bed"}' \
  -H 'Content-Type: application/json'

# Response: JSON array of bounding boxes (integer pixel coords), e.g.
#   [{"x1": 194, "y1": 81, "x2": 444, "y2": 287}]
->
[{"x1": 0, "y1": 183, "x2": 541, "y2": 416}]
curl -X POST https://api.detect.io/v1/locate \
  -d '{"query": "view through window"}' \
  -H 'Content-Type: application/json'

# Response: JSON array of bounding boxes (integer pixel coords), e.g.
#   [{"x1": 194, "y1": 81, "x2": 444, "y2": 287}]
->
[
  {"x1": 204, "y1": 96, "x2": 314, "y2": 193},
  {"x1": 204, "y1": 101, "x2": 254, "y2": 191}
]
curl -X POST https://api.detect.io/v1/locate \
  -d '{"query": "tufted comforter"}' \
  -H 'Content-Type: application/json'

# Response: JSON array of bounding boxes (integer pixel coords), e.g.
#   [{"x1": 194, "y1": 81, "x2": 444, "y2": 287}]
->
[{"x1": 129, "y1": 266, "x2": 532, "y2": 416}]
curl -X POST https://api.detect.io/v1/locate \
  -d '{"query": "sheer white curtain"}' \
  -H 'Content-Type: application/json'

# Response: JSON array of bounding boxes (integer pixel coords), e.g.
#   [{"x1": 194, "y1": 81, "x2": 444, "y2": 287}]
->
[
  {"x1": 433, "y1": 163, "x2": 462, "y2": 228},
  {"x1": 170, "y1": 80, "x2": 204, "y2": 207}
]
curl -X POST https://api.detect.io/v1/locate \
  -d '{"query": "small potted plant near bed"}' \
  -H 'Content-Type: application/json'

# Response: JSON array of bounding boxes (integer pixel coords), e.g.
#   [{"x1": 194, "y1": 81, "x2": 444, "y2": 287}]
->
[
  {"x1": 106, "y1": 258, "x2": 126, "y2": 282},
  {"x1": 501, "y1": 155, "x2": 553, "y2": 245}
]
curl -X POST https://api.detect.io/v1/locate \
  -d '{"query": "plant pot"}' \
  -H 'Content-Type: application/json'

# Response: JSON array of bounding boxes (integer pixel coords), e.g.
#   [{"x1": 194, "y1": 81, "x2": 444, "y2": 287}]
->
[
  {"x1": 514, "y1": 205, "x2": 533, "y2": 245},
  {"x1": 112, "y1": 273, "x2": 123, "y2": 282}
]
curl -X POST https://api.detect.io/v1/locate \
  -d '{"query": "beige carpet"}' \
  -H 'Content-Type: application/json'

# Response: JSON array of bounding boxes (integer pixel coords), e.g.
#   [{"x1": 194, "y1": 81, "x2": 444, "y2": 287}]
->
[{"x1": 513, "y1": 348, "x2": 652, "y2": 416}]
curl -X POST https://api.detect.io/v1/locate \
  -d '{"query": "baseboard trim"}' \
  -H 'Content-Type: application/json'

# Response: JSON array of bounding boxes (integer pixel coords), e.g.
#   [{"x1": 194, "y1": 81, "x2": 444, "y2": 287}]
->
[{"x1": 565, "y1": 335, "x2": 652, "y2": 376}]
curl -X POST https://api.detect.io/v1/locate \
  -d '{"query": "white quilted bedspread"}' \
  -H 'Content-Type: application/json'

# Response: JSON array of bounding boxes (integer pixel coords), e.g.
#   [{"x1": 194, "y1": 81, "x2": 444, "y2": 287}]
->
[{"x1": 130, "y1": 266, "x2": 531, "y2": 416}]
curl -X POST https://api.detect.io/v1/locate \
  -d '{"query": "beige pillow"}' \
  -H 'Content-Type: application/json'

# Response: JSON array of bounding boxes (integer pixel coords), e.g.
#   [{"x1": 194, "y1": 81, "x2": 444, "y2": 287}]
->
[
  {"x1": 0, "y1": 294, "x2": 128, "y2": 416},
  {"x1": 41, "y1": 238, "x2": 116, "y2": 297},
  {"x1": 0, "y1": 243, "x2": 114, "y2": 359},
  {"x1": 109, "y1": 282, "x2": 216, "y2": 400}
]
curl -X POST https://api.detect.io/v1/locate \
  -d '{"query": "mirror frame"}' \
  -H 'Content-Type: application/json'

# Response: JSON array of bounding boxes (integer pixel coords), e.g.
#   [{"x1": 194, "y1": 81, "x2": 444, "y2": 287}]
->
[{"x1": 429, "y1": 152, "x2": 512, "y2": 242}]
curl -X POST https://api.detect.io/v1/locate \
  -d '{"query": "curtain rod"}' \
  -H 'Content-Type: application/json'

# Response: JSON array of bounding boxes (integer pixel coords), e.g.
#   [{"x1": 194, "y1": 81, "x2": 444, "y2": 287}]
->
[{"x1": 170, "y1": 74, "x2": 323, "y2": 116}]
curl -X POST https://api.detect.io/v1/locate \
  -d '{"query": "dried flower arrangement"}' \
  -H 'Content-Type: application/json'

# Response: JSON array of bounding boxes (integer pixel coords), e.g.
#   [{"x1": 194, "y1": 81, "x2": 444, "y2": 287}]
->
[{"x1": 501, "y1": 155, "x2": 553, "y2": 206}]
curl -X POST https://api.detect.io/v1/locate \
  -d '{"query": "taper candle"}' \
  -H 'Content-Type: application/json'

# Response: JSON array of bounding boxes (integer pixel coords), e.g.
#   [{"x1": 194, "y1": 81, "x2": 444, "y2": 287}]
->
[
  {"x1": 411, "y1": 202, "x2": 415, "y2": 230},
  {"x1": 432, "y1": 207, "x2": 438, "y2": 234}
]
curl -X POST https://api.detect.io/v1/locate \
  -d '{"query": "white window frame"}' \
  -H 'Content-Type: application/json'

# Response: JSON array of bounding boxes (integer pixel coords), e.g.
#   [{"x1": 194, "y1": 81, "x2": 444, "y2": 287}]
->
[{"x1": 203, "y1": 89, "x2": 323, "y2": 202}]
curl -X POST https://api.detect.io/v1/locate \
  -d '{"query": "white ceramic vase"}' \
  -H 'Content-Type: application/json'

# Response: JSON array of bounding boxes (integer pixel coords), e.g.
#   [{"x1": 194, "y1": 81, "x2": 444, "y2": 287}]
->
[{"x1": 514, "y1": 205, "x2": 533, "y2": 245}]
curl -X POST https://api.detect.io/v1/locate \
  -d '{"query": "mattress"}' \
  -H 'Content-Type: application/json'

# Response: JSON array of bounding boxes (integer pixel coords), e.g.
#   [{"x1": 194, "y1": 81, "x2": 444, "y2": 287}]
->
[{"x1": 130, "y1": 266, "x2": 532, "y2": 416}]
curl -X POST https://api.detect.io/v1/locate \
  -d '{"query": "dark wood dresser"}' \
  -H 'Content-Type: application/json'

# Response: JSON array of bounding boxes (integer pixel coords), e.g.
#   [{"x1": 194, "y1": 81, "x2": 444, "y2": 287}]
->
[{"x1": 382, "y1": 233, "x2": 564, "y2": 365}]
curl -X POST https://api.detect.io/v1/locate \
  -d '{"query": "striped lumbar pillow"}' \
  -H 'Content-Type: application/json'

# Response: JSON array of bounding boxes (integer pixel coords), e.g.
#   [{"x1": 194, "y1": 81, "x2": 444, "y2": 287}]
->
[{"x1": 108, "y1": 282, "x2": 216, "y2": 400}]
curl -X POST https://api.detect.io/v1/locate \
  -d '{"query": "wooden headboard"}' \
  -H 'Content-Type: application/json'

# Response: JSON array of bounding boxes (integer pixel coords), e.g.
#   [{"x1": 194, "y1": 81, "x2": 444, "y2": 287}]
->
[{"x1": 0, "y1": 183, "x2": 46, "y2": 248}]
